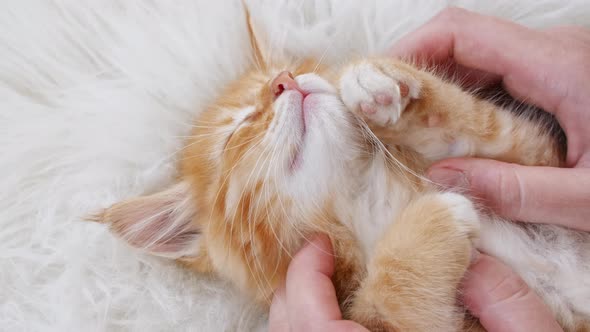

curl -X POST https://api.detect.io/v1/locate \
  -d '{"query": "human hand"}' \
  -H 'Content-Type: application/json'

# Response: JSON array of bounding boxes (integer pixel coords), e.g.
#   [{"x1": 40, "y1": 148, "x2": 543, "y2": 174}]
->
[
  {"x1": 390, "y1": 7, "x2": 590, "y2": 331},
  {"x1": 268, "y1": 235, "x2": 368, "y2": 332},
  {"x1": 392, "y1": 7, "x2": 590, "y2": 231},
  {"x1": 269, "y1": 235, "x2": 561, "y2": 332},
  {"x1": 266, "y1": 239, "x2": 567, "y2": 332},
  {"x1": 463, "y1": 253, "x2": 563, "y2": 332}
]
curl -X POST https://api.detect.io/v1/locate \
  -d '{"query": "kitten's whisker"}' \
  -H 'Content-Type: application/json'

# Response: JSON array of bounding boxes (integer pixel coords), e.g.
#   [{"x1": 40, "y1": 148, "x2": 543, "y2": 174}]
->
[
  {"x1": 219, "y1": 135, "x2": 264, "y2": 206},
  {"x1": 248, "y1": 147, "x2": 278, "y2": 300},
  {"x1": 263, "y1": 132, "x2": 295, "y2": 281},
  {"x1": 249, "y1": 121, "x2": 296, "y2": 297},
  {"x1": 312, "y1": 29, "x2": 340, "y2": 74},
  {"x1": 208, "y1": 131, "x2": 265, "y2": 257},
  {"x1": 238, "y1": 204, "x2": 268, "y2": 304},
  {"x1": 146, "y1": 122, "x2": 268, "y2": 173},
  {"x1": 356, "y1": 118, "x2": 430, "y2": 188},
  {"x1": 231, "y1": 148, "x2": 270, "y2": 303},
  {"x1": 224, "y1": 133, "x2": 277, "y2": 303}
]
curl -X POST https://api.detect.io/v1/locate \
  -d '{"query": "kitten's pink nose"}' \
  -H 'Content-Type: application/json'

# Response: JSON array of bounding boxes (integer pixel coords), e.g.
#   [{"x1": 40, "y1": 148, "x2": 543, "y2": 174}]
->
[{"x1": 271, "y1": 71, "x2": 302, "y2": 98}]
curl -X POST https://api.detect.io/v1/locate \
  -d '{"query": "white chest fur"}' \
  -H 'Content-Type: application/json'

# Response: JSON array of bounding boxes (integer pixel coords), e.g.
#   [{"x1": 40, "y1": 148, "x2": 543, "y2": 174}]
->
[{"x1": 334, "y1": 159, "x2": 415, "y2": 262}]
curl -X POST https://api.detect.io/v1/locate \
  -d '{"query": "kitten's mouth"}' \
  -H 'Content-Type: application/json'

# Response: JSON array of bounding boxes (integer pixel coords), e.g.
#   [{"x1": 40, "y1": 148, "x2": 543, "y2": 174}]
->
[
  {"x1": 274, "y1": 71, "x2": 336, "y2": 173},
  {"x1": 288, "y1": 93, "x2": 310, "y2": 172},
  {"x1": 289, "y1": 93, "x2": 322, "y2": 172}
]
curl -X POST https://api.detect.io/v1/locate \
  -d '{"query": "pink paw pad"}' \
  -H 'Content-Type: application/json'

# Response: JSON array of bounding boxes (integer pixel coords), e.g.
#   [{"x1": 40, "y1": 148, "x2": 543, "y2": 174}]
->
[
  {"x1": 375, "y1": 93, "x2": 393, "y2": 106},
  {"x1": 399, "y1": 82, "x2": 409, "y2": 98},
  {"x1": 360, "y1": 102, "x2": 377, "y2": 115}
]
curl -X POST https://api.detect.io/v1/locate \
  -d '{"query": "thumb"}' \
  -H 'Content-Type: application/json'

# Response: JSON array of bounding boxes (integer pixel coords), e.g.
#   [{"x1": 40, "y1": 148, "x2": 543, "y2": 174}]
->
[
  {"x1": 463, "y1": 254, "x2": 563, "y2": 332},
  {"x1": 427, "y1": 158, "x2": 590, "y2": 231}
]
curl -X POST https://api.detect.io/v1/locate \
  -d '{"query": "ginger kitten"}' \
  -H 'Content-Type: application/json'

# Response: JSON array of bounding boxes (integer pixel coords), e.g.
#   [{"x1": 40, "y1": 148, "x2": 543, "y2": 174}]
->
[{"x1": 94, "y1": 7, "x2": 590, "y2": 332}]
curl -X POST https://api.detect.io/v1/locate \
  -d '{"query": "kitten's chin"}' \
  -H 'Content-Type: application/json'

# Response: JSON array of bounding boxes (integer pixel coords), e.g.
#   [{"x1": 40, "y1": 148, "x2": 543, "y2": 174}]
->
[{"x1": 276, "y1": 73, "x2": 360, "y2": 177}]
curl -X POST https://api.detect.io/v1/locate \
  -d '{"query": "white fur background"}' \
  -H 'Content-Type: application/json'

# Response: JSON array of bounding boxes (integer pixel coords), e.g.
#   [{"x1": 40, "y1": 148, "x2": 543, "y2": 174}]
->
[{"x1": 1, "y1": 1, "x2": 589, "y2": 331}]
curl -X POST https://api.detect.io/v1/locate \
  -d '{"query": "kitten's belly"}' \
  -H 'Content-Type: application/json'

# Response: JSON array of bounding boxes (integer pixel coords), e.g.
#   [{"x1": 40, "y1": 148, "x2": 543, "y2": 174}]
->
[
  {"x1": 335, "y1": 177, "x2": 416, "y2": 263},
  {"x1": 338, "y1": 181, "x2": 590, "y2": 326}
]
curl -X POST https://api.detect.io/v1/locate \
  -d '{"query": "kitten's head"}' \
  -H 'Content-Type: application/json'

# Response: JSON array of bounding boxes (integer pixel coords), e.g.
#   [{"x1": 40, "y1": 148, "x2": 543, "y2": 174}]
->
[{"x1": 96, "y1": 6, "x2": 374, "y2": 300}]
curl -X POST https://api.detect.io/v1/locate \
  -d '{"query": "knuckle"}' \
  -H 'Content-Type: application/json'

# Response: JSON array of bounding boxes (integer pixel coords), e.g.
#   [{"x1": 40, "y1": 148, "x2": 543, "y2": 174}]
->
[
  {"x1": 498, "y1": 165, "x2": 524, "y2": 220},
  {"x1": 488, "y1": 270, "x2": 531, "y2": 304},
  {"x1": 468, "y1": 162, "x2": 522, "y2": 219}
]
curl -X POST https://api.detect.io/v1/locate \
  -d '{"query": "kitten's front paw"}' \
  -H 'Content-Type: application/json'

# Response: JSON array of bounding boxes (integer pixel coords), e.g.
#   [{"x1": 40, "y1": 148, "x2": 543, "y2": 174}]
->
[{"x1": 339, "y1": 61, "x2": 419, "y2": 127}]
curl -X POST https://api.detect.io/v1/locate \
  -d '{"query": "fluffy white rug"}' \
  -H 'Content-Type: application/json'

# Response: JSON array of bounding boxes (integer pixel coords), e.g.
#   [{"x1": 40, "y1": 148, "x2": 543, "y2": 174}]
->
[{"x1": 1, "y1": 1, "x2": 589, "y2": 331}]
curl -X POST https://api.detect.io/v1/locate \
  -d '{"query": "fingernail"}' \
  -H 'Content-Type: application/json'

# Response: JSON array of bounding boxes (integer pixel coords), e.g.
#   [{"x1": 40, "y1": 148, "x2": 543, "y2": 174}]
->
[{"x1": 427, "y1": 167, "x2": 469, "y2": 189}]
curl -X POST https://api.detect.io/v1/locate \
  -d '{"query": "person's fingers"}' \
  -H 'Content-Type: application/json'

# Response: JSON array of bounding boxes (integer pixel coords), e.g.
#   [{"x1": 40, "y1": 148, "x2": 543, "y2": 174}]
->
[
  {"x1": 463, "y1": 254, "x2": 563, "y2": 332},
  {"x1": 269, "y1": 282, "x2": 368, "y2": 332},
  {"x1": 392, "y1": 8, "x2": 590, "y2": 165},
  {"x1": 391, "y1": 7, "x2": 562, "y2": 113},
  {"x1": 284, "y1": 235, "x2": 369, "y2": 331},
  {"x1": 268, "y1": 285, "x2": 289, "y2": 331},
  {"x1": 428, "y1": 158, "x2": 590, "y2": 231},
  {"x1": 285, "y1": 235, "x2": 342, "y2": 325},
  {"x1": 391, "y1": 9, "x2": 502, "y2": 89},
  {"x1": 391, "y1": 8, "x2": 540, "y2": 71}
]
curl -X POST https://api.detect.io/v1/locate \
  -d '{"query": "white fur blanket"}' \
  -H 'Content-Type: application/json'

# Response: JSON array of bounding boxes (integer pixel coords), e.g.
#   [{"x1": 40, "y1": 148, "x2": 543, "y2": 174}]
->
[{"x1": 2, "y1": 1, "x2": 589, "y2": 331}]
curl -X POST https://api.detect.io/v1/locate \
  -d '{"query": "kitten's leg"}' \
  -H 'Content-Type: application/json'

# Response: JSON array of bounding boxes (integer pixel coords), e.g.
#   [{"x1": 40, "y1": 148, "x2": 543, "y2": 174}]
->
[
  {"x1": 339, "y1": 58, "x2": 563, "y2": 167},
  {"x1": 348, "y1": 192, "x2": 480, "y2": 332}
]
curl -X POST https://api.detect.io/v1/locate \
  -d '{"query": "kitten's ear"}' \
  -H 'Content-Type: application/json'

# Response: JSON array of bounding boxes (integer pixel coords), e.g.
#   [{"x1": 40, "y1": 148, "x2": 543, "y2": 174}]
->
[
  {"x1": 93, "y1": 181, "x2": 200, "y2": 259},
  {"x1": 243, "y1": 1, "x2": 270, "y2": 69}
]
